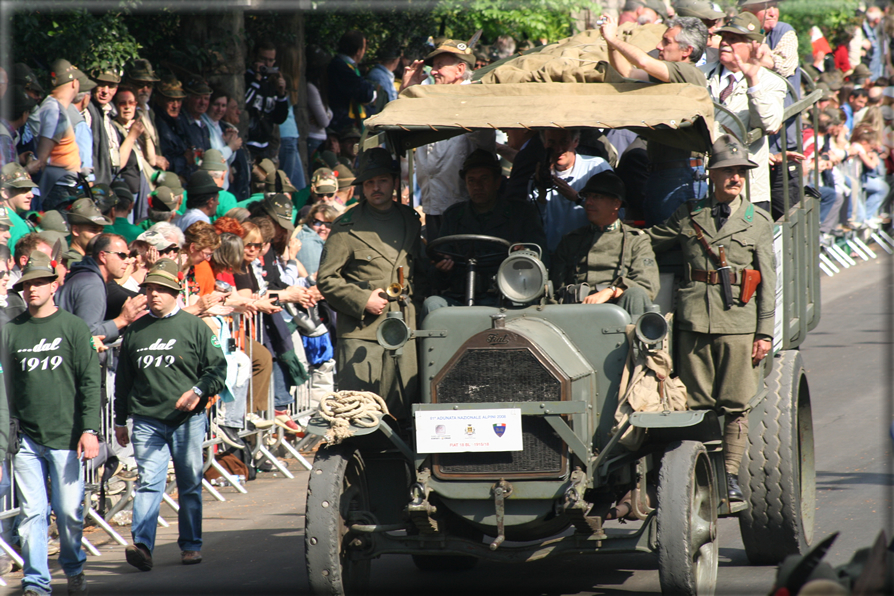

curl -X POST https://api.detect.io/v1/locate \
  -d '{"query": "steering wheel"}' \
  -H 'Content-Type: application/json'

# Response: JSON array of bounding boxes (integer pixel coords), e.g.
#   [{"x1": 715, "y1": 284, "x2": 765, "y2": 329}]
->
[{"x1": 426, "y1": 234, "x2": 512, "y2": 265}]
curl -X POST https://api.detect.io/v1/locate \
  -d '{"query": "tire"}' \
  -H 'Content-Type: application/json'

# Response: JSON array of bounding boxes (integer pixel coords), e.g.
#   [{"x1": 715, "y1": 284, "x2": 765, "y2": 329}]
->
[
  {"x1": 305, "y1": 445, "x2": 372, "y2": 596},
  {"x1": 739, "y1": 350, "x2": 816, "y2": 565},
  {"x1": 657, "y1": 440, "x2": 718, "y2": 596}
]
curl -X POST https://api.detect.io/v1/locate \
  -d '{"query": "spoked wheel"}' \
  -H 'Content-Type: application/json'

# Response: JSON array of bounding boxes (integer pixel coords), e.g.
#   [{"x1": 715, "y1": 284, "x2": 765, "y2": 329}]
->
[
  {"x1": 739, "y1": 350, "x2": 816, "y2": 564},
  {"x1": 305, "y1": 444, "x2": 371, "y2": 596},
  {"x1": 657, "y1": 440, "x2": 718, "y2": 596}
]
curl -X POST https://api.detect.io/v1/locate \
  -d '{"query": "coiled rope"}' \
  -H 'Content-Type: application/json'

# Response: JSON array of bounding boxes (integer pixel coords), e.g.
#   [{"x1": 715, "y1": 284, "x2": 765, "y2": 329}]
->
[{"x1": 318, "y1": 390, "x2": 391, "y2": 445}]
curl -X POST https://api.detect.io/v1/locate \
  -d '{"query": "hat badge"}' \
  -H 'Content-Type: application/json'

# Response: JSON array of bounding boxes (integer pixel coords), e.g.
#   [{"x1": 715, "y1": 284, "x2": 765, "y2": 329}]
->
[
  {"x1": 747, "y1": 23, "x2": 755, "y2": 31},
  {"x1": 456, "y1": 42, "x2": 467, "y2": 51},
  {"x1": 730, "y1": 145, "x2": 739, "y2": 154}
]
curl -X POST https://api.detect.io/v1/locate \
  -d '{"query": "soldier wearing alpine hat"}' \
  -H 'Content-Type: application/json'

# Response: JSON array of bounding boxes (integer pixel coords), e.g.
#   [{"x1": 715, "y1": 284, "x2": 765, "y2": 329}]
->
[
  {"x1": 647, "y1": 134, "x2": 776, "y2": 502},
  {"x1": 317, "y1": 148, "x2": 428, "y2": 418},
  {"x1": 551, "y1": 170, "x2": 659, "y2": 316}
]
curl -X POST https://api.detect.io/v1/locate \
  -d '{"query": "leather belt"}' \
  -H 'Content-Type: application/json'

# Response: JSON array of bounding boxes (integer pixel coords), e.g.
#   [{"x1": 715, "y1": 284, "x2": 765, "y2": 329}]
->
[
  {"x1": 691, "y1": 269, "x2": 741, "y2": 285},
  {"x1": 649, "y1": 157, "x2": 704, "y2": 172}
]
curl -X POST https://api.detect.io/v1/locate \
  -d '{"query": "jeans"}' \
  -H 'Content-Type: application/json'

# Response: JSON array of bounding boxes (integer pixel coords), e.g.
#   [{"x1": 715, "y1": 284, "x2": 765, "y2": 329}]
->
[
  {"x1": 278, "y1": 137, "x2": 307, "y2": 191},
  {"x1": 131, "y1": 414, "x2": 206, "y2": 553},
  {"x1": 14, "y1": 435, "x2": 85, "y2": 595},
  {"x1": 643, "y1": 165, "x2": 708, "y2": 227},
  {"x1": 272, "y1": 360, "x2": 294, "y2": 409},
  {"x1": 861, "y1": 175, "x2": 890, "y2": 222}
]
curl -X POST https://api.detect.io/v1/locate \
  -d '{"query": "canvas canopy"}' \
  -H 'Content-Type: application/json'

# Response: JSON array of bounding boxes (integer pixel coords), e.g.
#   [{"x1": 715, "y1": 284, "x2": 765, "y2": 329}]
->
[
  {"x1": 365, "y1": 82, "x2": 715, "y2": 154},
  {"x1": 365, "y1": 23, "x2": 715, "y2": 154}
]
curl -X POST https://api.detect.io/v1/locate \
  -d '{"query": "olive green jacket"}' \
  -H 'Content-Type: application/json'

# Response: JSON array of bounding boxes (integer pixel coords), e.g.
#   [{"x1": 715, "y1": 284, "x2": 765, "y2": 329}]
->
[
  {"x1": 647, "y1": 196, "x2": 776, "y2": 337},
  {"x1": 550, "y1": 221, "x2": 659, "y2": 300},
  {"x1": 318, "y1": 201, "x2": 428, "y2": 340}
]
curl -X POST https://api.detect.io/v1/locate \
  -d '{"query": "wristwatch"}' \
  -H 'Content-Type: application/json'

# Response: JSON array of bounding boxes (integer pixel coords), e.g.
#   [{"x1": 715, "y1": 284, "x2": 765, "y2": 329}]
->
[{"x1": 192, "y1": 386, "x2": 204, "y2": 398}]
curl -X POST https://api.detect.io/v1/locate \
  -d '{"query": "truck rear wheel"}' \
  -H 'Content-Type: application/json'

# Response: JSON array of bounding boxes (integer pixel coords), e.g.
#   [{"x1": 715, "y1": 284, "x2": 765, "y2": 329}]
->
[
  {"x1": 305, "y1": 445, "x2": 371, "y2": 596},
  {"x1": 657, "y1": 440, "x2": 718, "y2": 596},
  {"x1": 739, "y1": 350, "x2": 816, "y2": 564}
]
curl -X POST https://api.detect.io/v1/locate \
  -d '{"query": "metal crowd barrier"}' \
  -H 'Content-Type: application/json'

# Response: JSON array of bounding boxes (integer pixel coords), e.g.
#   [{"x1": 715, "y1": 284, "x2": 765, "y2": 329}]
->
[{"x1": 0, "y1": 309, "x2": 326, "y2": 583}]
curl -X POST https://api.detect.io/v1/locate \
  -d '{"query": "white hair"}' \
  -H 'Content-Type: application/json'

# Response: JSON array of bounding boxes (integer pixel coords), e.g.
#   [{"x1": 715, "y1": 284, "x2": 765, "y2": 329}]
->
[{"x1": 148, "y1": 222, "x2": 185, "y2": 248}]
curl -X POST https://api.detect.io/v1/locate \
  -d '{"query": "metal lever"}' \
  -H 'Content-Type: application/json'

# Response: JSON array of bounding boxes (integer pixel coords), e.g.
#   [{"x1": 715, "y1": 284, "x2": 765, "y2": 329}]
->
[{"x1": 489, "y1": 479, "x2": 513, "y2": 550}]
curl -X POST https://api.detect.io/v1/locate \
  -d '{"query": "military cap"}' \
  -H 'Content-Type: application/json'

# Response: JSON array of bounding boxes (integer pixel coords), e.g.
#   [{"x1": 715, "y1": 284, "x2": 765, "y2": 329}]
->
[
  {"x1": 187, "y1": 170, "x2": 221, "y2": 196},
  {"x1": 265, "y1": 170, "x2": 297, "y2": 194},
  {"x1": 1, "y1": 163, "x2": 37, "y2": 190},
  {"x1": 623, "y1": 0, "x2": 646, "y2": 9},
  {"x1": 39, "y1": 209, "x2": 70, "y2": 235},
  {"x1": 850, "y1": 63, "x2": 872, "y2": 80},
  {"x1": 818, "y1": 71, "x2": 844, "y2": 91},
  {"x1": 127, "y1": 59, "x2": 160, "y2": 83},
  {"x1": 201, "y1": 149, "x2": 228, "y2": 172},
  {"x1": 459, "y1": 149, "x2": 502, "y2": 179},
  {"x1": 141, "y1": 258, "x2": 182, "y2": 292},
  {"x1": 58, "y1": 247, "x2": 82, "y2": 266},
  {"x1": 149, "y1": 186, "x2": 178, "y2": 212},
  {"x1": 156, "y1": 74, "x2": 186, "y2": 99},
  {"x1": 49, "y1": 59, "x2": 79, "y2": 88},
  {"x1": 580, "y1": 170, "x2": 626, "y2": 204},
  {"x1": 13, "y1": 63, "x2": 43, "y2": 94},
  {"x1": 37, "y1": 212, "x2": 71, "y2": 258},
  {"x1": 261, "y1": 193, "x2": 295, "y2": 232},
  {"x1": 111, "y1": 180, "x2": 134, "y2": 204},
  {"x1": 67, "y1": 198, "x2": 113, "y2": 226},
  {"x1": 137, "y1": 229, "x2": 179, "y2": 252},
  {"x1": 183, "y1": 75, "x2": 213, "y2": 96},
  {"x1": 717, "y1": 12, "x2": 765, "y2": 42},
  {"x1": 311, "y1": 168, "x2": 338, "y2": 195},
  {"x1": 256, "y1": 158, "x2": 277, "y2": 179},
  {"x1": 13, "y1": 250, "x2": 58, "y2": 292},
  {"x1": 92, "y1": 68, "x2": 121, "y2": 85},
  {"x1": 352, "y1": 149, "x2": 396, "y2": 185},
  {"x1": 318, "y1": 150, "x2": 340, "y2": 170},
  {"x1": 152, "y1": 170, "x2": 184, "y2": 193},
  {"x1": 424, "y1": 39, "x2": 476, "y2": 67},
  {"x1": 87, "y1": 183, "x2": 115, "y2": 212},
  {"x1": 674, "y1": 0, "x2": 724, "y2": 19},
  {"x1": 333, "y1": 163, "x2": 356, "y2": 189},
  {"x1": 708, "y1": 134, "x2": 758, "y2": 170},
  {"x1": 9, "y1": 85, "x2": 38, "y2": 117},
  {"x1": 645, "y1": 0, "x2": 669, "y2": 19},
  {"x1": 339, "y1": 126, "x2": 362, "y2": 141},
  {"x1": 72, "y1": 67, "x2": 97, "y2": 92},
  {"x1": 38, "y1": 231, "x2": 68, "y2": 255}
]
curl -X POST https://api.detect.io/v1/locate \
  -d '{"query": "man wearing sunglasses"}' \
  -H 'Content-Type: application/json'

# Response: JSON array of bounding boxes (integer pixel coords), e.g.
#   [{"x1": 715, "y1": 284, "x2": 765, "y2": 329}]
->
[
  {"x1": 57, "y1": 233, "x2": 147, "y2": 349},
  {"x1": 302, "y1": 167, "x2": 341, "y2": 220}
]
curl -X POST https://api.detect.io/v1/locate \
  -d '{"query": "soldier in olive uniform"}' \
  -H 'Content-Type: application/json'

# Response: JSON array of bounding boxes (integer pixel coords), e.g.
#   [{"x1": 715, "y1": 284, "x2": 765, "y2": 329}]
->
[
  {"x1": 647, "y1": 135, "x2": 776, "y2": 501},
  {"x1": 550, "y1": 171, "x2": 659, "y2": 316},
  {"x1": 317, "y1": 148, "x2": 427, "y2": 419},
  {"x1": 425, "y1": 149, "x2": 547, "y2": 313}
]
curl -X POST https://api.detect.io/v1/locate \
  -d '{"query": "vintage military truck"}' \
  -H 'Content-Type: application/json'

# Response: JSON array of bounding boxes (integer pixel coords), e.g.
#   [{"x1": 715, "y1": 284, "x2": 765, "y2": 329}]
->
[{"x1": 304, "y1": 64, "x2": 822, "y2": 596}]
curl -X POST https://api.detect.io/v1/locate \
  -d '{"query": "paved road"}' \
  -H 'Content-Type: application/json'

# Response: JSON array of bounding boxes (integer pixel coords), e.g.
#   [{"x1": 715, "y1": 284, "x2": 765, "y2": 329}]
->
[{"x1": 8, "y1": 255, "x2": 891, "y2": 595}]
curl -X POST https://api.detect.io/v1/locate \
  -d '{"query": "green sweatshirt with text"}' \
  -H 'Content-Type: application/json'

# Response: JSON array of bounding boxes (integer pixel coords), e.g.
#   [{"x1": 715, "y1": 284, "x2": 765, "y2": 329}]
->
[
  {"x1": 2, "y1": 309, "x2": 101, "y2": 450},
  {"x1": 115, "y1": 309, "x2": 226, "y2": 427}
]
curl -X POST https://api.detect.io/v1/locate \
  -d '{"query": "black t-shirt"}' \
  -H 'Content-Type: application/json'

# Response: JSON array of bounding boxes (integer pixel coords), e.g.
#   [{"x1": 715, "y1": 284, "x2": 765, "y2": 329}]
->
[
  {"x1": 233, "y1": 266, "x2": 260, "y2": 294},
  {"x1": 105, "y1": 281, "x2": 139, "y2": 320}
]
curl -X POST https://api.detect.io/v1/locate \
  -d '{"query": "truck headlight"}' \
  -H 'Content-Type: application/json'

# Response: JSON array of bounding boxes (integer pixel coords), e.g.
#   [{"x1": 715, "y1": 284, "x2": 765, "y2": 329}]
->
[
  {"x1": 496, "y1": 250, "x2": 547, "y2": 304},
  {"x1": 376, "y1": 312, "x2": 411, "y2": 350},
  {"x1": 635, "y1": 311, "x2": 668, "y2": 347}
]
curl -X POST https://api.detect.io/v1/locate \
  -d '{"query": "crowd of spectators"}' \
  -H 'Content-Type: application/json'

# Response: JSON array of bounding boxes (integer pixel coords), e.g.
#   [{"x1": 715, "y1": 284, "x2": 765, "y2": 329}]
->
[{"x1": 0, "y1": 0, "x2": 892, "y2": 589}]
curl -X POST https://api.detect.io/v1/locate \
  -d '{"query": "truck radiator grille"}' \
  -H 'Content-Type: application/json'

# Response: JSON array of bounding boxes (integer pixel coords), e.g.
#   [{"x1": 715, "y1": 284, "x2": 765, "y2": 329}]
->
[{"x1": 433, "y1": 348, "x2": 565, "y2": 478}]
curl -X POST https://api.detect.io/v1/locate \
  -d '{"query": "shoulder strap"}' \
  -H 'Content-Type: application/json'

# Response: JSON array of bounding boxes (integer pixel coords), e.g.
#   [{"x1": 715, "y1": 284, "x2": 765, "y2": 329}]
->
[{"x1": 686, "y1": 202, "x2": 721, "y2": 266}]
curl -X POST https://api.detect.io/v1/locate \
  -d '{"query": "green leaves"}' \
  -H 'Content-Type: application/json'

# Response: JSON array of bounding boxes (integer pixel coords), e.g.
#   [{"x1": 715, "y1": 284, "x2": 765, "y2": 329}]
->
[{"x1": 777, "y1": 0, "x2": 860, "y2": 60}]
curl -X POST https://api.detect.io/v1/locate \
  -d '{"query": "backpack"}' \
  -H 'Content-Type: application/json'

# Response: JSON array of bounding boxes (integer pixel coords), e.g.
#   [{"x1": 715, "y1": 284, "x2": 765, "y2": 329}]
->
[{"x1": 612, "y1": 324, "x2": 688, "y2": 451}]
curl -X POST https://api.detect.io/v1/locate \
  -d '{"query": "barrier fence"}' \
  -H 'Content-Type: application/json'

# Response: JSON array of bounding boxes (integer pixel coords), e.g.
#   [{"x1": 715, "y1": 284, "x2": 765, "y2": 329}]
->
[{"x1": 0, "y1": 310, "x2": 323, "y2": 586}]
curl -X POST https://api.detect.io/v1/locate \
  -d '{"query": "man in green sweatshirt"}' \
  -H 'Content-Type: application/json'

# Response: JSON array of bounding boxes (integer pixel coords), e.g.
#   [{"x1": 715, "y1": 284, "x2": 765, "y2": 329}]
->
[
  {"x1": 114, "y1": 258, "x2": 226, "y2": 571},
  {"x1": 2, "y1": 250, "x2": 100, "y2": 596}
]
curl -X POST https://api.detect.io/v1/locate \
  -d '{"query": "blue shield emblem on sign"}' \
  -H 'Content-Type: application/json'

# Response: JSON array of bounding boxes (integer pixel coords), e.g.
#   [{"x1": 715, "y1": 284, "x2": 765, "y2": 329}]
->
[{"x1": 493, "y1": 423, "x2": 506, "y2": 437}]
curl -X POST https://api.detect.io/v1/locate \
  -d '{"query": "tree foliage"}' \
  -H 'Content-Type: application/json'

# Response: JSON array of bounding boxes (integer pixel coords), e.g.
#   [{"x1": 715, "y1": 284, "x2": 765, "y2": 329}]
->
[{"x1": 778, "y1": 0, "x2": 861, "y2": 60}]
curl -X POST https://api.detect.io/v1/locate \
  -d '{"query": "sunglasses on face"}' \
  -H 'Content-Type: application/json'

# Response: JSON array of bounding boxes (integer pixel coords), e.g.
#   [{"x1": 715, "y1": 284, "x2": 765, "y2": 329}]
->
[
  {"x1": 103, "y1": 250, "x2": 129, "y2": 260},
  {"x1": 0, "y1": 271, "x2": 9, "y2": 279},
  {"x1": 311, "y1": 219, "x2": 332, "y2": 228},
  {"x1": 318, "y1": 193, "x2": 336, "y2": 199},
  {"x1": 246, "y1": 242, "x2": 263, "y2": 249}
]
